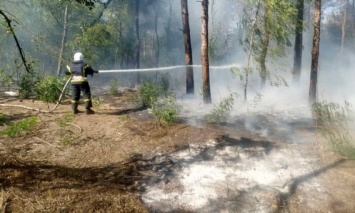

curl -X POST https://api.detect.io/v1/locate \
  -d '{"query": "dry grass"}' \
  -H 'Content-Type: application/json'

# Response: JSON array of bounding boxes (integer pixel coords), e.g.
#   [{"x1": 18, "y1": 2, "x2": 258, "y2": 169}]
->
[{"x1": 0, "y1": 186, "x2": 7, "y2": 213}]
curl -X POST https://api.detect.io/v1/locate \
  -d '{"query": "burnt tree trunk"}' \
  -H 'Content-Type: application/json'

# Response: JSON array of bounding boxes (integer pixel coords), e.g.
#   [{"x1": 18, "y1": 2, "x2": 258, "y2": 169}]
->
[
  {"x1": 56, "y1": 5, "x2": 68, "y2": 76},
  {"x1": 181, "y1": 0, "x2": 194, "y2": 94},
  {"x1": 292, "y1": 0, "x2": 304, "y2": 84},
  {"x1": 201, "y1": 0, "x2": 211, "y2": 104},
  {"x1": 260, "y1": 0, "x2": 270, "y2": 89},
  {"x1": 135, "y1": 0, "x2": 141, "y2": 83},
  {"x1": 309, "y1": 0, "x2": 321, "y2": 105}
]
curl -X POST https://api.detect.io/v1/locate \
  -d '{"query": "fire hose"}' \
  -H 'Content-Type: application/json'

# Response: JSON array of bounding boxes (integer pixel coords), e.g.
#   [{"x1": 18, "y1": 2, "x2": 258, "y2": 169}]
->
[
  {"x1": 0, "y1": 76, "x2": 72, "y2": 113},
  {"x1": 0, "y1": 64, "x2": 238, "y2": 113}
]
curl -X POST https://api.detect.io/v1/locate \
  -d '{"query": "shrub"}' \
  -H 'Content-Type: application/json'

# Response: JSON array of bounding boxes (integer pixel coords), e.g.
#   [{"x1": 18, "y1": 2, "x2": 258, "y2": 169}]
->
[
  {"x1": 206, "y1": 94, "x2": 235, "y2": 123},
  {"x1": 312, "y1": 100, "x2": 355, "y2": 159},
  {"x1": 110, "y1": 78, "x2": 120, "y2": 95},
  {"x1": 0, "y1": 70, "x2": 14, "y2": 89},
  {"x1": 137, "y1": 81, "x2": 160, "y2": 107},
  {"x1": 2, "y1": 117, "x2": 38, "y2": 137},
  {"x1": 18, "y1": 72, "x2": 39, "y2": 99},
  {"x1": 36, "y1": 76, "x2": 69, "y2": 103},
  {"x1": 150, "y1": 95, "x2": 181, "y2": 125}
]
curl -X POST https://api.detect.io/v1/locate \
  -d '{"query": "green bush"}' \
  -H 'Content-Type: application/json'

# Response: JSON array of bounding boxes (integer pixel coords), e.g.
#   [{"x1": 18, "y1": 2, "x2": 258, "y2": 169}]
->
[
  {"x1": 150, "y1": 95, "x2": 181, "y2": 125},
  {"x1": 18, "y1": 72, "x2": 39, "y2": 99},
  {"x1": 109, "y1": 78, "x2": 120, "y2": 95},
  {"x1": 2, "y1": 117, "x2": 38, "y2": 137},
  {"x1": 206, "y1": 94, "x2": 235, "y2": 123},
  {"x1": 137, "y1": 81, "x2": 160, "y2": 107},
  {"x1": 0, "y1": 70, "x2": 14, "y2": 89},
  {"x1": 36, "y1": 76, "x2": 69, "y2": 103}
]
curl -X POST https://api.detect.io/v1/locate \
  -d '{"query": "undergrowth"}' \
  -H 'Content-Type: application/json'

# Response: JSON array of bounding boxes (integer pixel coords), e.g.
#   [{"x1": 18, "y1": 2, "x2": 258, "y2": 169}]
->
[
  {"x1": 36, "y1": 76, "x2": 69, "y2": 103},
  {"x1": 56, "y1": 113, "x2": 74, "y2": 128},
  {"x1": 2, "y1": 117, "x2": 38, "y2": 137},
  {"x1": 206, "y1": 94, "x2": 235, "y2": 123},
  {"x1": 312, "y1": 100, "x2": 355, "y2": 159},
  {"x1": 110, "y1": 78, "x2": 120, "y2": 95},
  {"x1": 136, "y1": 76, "x2": 181, "y2": 125},
  {"x1": 0, "y1": 114, "x2": 10, "y2": 126}
]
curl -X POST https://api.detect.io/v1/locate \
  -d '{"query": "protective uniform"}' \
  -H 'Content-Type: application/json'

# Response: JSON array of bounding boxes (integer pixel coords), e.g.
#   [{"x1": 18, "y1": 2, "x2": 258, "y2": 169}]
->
[{"x1": 65, "y1": 52, "x2": 97, "y2": 114}]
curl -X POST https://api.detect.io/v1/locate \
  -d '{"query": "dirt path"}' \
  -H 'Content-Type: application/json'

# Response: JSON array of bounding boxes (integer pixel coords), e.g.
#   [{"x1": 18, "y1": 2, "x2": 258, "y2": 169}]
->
[{"x1": 0, "y1": 93, "x2": 354, "y2": 212}]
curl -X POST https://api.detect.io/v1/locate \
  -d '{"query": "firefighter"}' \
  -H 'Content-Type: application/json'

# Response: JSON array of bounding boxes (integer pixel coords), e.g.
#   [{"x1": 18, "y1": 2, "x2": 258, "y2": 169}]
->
[{"x1": 65, "y1": 52, "x2": 98, "y2": 114}]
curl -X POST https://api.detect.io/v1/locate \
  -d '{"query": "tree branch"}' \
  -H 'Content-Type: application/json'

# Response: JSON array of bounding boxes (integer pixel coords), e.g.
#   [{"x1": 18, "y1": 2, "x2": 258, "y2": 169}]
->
[{"x1": 0, "y1": 10, "x2": 30, "y2": 73}]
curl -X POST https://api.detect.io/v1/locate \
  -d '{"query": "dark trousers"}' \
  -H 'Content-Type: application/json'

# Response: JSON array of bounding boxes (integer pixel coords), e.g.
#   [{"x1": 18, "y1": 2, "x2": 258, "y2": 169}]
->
[{"x1": 71, "y1": 82, "x2": 93, "y2": 110}]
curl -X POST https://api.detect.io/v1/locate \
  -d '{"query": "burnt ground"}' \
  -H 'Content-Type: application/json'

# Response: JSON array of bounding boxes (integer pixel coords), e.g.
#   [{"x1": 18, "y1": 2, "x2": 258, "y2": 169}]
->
[{"x1": 0, "y1": 90, "x2": 355, "y2": 213}]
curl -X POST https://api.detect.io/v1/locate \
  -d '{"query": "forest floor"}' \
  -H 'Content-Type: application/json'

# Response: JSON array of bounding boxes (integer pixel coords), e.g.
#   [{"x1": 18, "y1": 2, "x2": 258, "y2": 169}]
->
[{"x1": 0, "y1": 89, "x2": 355, "y2": 213}]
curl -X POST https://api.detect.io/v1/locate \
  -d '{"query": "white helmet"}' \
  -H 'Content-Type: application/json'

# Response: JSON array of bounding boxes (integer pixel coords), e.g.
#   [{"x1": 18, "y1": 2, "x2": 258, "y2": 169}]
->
[{"x1": 73, "y1": 52, "x2": 84, "y2": 61}]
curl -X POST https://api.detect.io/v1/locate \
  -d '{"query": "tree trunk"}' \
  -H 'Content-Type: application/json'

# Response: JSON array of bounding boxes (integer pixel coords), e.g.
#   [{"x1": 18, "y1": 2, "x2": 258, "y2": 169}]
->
[
  {"x1": 292, "y1": 0, "x2": 304, "y2": 84},
  {"x1": 154, "y1": 2, "x2": 160, "y2": 68},
  {"x1": 135, "y1": 0, "x2": 141, "y2": 83},
  {"x1": 245, "y1": 6, "x2": 261, "y2": 101},
  {"x1": 340, "y1": 1, "x2": 348, "y2": 56},
  {"x1": 260, "y1": 0, "x2": 270, "y2": 90},
  {"x1": 56, "y1": 5, "x2": 68, "y2": 76},
  {"x1": 201, "y1": 0, "x2": 211, "y2": 104},
  {"x1": 181, "y1": 0, "x2": 194, "y2": 94},
  {"x1": 309, "y1": 0, "x2": 321, "y2": 105}
]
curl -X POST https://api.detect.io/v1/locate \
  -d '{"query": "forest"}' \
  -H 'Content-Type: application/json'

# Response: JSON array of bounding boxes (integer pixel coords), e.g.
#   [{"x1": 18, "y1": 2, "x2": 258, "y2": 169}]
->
[{"x1": 0, "y1": 0, "x2": 355, "y2": 212}]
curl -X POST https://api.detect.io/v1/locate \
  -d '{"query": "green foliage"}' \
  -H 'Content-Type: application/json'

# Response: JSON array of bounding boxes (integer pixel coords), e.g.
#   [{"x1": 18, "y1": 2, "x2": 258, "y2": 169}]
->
[
  {"x1": 0, "y1": 114, "x2": 10, "y2": 126},
  {"x1": 206, "y1": 94, "x2": 235, "y2": 123},
  {"x1": 18, "y1": 71, "x2": 39, "y2": 99},
  {"x1": 137, "y1": 77, "x2": 181, "y2": 125},
  {"x1": 59, "y1": 134, "x2": 78, "y2": 146},
  {"x1": 150, "y1": 95, "x2": 181, "y2": 125},
  {"x1": 312, "y1": 100, "x2": 355, "y2": 158},
  {"x1": 137, "y1": 81, "x2": 161, "y2": 108},
  {"x1": 73, "y1": 23, "x2": 116, "y2": 65},
  {"x1": 0, "y1": 69, "x2": 14, "y2": 89},
  {"x1": 250, "y1": 93, "x2": 263, "y2": 108},
  {"x1": 92, "y1": 96, "x2": 104, "y2": 108},
  {"x1": 2, "y1": 117, "x2": 38, "y2": 137},
  {"x1": 56, "y1": 113, "x2": 74, "y2": 128},
  {"x1": 158, "y1": 73, "x2": 171, "y2": 95},
  {"x1": 36, "y1": 76, "x2": 69, "y2": 103},
  {"x1": 110, "y1": 78, "x2": 120, "y2": 95}
]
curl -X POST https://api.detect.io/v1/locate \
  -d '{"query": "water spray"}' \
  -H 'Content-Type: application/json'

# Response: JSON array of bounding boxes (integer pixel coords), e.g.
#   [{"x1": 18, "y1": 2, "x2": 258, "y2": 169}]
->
[
  {"x1": 98, "y1": 64, "x2": 239, "y2": 73},
  {"x1": 0, "y1": 64, "x2": 238, "y2": 113}
]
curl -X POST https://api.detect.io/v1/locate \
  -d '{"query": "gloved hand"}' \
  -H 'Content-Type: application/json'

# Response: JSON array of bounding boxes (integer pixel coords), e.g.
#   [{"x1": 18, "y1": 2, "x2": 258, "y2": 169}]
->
[{"x1": 93, "y1": 70, "x2": 99, "y2": 73}]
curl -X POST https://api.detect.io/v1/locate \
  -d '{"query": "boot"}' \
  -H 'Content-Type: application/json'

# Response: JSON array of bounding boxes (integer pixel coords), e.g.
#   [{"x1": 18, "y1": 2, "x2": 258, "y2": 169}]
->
[
  {"x1": 72, "y1": 103, "x2": 79, "y2": 114},
  {"x1": 86, "y1": 108, "x2": 95, "y2": 115}
]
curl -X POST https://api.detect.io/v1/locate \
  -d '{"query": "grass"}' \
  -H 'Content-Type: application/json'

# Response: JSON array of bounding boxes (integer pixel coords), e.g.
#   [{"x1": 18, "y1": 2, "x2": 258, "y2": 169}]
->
[
  {"x1": 56, "y1": 113, "x2": 74, "y2": 128},
  {"x1": 0, "y1": 114, "x2": 10, "y2": 126},
  {"x1": 2, "y1": 117, "x2": 38, "y2": 137},
  {"x1": 59, "y1": 134, "x2": 78, "y2": 146},
  {"x1": 312, "y1": 100, "x2": 355, "y2": 159}
]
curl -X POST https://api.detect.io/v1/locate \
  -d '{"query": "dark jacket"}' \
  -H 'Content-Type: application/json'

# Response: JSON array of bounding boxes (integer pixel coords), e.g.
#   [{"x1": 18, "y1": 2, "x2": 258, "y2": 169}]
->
[{"x1": 65, "y1": 60, "x2": 95, "y2": 84}]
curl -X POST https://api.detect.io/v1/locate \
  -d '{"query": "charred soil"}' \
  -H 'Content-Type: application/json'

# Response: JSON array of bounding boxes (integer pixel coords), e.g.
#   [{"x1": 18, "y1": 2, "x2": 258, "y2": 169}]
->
[{"x1": 0, "y1": 91, "x2": 354, "y2": 213}]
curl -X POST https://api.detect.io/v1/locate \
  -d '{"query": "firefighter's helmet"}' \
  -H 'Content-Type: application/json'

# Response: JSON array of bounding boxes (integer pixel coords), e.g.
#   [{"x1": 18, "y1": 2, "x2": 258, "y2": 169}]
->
[{"x1": 73, "y1": 52, "x2": 84, "y2": 61}]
